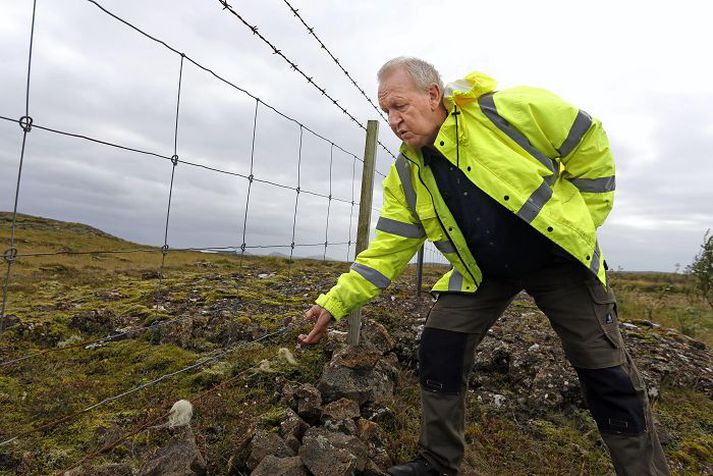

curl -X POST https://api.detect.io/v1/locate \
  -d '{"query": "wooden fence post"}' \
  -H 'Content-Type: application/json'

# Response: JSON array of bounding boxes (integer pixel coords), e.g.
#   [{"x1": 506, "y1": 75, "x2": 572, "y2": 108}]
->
[
  {"x1": 348, "y1": 120, "x2": 379, "y2": 346},
  {"x1": 416, "y1": 245, "x2": 424, "y2": 296}
]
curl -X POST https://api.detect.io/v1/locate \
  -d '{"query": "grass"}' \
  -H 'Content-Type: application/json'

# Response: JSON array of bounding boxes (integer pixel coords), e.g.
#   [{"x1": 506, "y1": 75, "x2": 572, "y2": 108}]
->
[{"x1": 0, "y1": 212, "x2": 711, "y2": 474}]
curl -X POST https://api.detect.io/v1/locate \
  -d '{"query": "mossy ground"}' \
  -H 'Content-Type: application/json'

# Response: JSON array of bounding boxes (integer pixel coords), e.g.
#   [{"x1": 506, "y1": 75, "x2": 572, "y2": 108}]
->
[{"x1": 1, "y1": 213, "x2": 712, "y2": 474}]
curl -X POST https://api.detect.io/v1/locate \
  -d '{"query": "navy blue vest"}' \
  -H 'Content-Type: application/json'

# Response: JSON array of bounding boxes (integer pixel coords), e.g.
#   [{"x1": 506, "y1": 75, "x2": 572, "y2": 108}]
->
[{"x1": 423, "y1": 146, "x2": 557, "y2": 279}]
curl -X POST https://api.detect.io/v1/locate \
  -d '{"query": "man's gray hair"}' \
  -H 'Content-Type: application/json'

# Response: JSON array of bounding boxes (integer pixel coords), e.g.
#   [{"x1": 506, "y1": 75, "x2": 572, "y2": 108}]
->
[{"x1": 377, "y1": 56, "x2": 443, "y2": 91}]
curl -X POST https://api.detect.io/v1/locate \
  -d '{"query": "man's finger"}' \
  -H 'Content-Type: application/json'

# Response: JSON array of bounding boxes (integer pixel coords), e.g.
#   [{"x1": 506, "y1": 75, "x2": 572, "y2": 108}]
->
[
  {"x1": 304, "y1": 304, "x2": 320, "y2": 320},
  {"x1": 298, "y1": 325, "x2": 324, "y2": 345}
]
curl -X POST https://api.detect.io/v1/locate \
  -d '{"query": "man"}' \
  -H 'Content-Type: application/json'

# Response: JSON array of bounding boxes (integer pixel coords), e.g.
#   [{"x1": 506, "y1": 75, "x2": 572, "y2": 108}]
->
[{"x1": 298, "y1": 57, "x2": 670, "y2": 475}]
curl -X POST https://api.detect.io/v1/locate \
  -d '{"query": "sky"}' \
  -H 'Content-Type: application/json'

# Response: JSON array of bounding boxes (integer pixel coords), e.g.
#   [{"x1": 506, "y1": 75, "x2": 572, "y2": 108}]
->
[{"x1": 0, "y1": 0, "x2": 711, "y2": 271}]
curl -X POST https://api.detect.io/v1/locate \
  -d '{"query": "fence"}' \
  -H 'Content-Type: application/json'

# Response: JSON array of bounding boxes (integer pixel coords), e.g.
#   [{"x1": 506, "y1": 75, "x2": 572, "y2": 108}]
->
[{"x1": 0, "y1": 1, "x2": 452, "y2": 471}]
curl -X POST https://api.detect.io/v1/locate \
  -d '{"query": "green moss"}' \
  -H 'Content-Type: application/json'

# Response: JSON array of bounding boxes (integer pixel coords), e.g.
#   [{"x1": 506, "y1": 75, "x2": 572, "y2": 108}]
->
[{"x1": 259, "y1": 407, "x2": 287, "y2": 427}]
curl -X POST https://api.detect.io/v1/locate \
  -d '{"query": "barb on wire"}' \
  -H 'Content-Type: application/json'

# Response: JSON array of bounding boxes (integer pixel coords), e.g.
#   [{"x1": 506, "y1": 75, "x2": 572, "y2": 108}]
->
[
  {"x1": 0, "y1": 325, "x2": 290, "y2": 447},
  {"x1": 83, "y1": 0, "x2": 368, "y2": 170},
  {"x1": 279, "y1": 0, "x2": 387, "y2": 125},
  {"x1": 215, "y1": 0, "x2": 395, "y2": 170}
]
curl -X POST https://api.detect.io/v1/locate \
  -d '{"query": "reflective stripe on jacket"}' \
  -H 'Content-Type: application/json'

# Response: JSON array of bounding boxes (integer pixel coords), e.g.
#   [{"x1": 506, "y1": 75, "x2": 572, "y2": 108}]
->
[{"x1": 316, "y1": 71, "x2": 615, "y2": 320}]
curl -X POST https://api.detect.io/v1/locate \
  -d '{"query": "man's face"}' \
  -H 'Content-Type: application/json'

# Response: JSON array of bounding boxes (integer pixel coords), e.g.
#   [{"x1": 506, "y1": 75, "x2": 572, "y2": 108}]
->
[{"x1": 378, "y1": 68, "x2": 444, "y2": 148}]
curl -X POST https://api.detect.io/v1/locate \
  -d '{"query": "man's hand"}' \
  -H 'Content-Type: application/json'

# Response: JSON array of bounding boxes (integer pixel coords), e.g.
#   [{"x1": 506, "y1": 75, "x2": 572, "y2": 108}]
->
[{"x1": 298, "y1": 304, "x2": 333, "y2": 345}]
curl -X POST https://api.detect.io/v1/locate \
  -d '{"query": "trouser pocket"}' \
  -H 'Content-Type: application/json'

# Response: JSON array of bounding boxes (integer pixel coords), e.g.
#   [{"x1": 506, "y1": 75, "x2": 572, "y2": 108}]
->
[{"x1": 587, "y1": 282, "x2": 623, "y2": 349}]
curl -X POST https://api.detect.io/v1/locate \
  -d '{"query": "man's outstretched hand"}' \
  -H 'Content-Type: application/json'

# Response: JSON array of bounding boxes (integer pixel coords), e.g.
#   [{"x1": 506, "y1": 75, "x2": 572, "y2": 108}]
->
[{"x1": 297, "y1": 304, "x2": 333, "y2": 345}]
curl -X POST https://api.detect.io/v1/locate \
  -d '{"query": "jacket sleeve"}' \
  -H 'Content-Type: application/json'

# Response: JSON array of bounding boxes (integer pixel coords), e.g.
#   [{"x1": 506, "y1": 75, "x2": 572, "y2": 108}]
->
[
  {"x1": 556, "y1": 110, "x2": 616, "y2": 229},
  {"x1": 501, "y1": 87, "x2": 616, "y2": 228},
  {"x1": 315, "y1": 162, "x2": 426, "y2": 320}
]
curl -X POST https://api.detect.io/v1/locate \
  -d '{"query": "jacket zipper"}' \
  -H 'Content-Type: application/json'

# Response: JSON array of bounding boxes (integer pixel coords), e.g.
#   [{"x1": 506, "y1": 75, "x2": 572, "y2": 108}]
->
[{"x1": 401, "y1": 151, "x2": 479, "y2": 288}]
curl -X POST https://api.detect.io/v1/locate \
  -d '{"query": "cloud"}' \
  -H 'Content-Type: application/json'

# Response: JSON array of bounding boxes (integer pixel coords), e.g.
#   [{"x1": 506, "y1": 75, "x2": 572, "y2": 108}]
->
[{"x1": 1, "y1": 0, "x2": 712, "y2": 272}]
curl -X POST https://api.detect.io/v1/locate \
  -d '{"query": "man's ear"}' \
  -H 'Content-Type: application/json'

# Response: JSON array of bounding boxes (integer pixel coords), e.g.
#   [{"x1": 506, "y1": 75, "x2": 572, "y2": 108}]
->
[{"x1": 428, "y1": 83, "x2": 442, "y2": 110}]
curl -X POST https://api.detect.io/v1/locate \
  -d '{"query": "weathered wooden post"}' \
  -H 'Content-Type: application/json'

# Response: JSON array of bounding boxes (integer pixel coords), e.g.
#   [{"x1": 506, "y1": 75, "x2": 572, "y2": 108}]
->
[
  {"x1": 416, "y1": 245, "x2": 424, "y2": 296},
  {"x1": 348, "y1": 120, "x2": 379, "y2": 346}
]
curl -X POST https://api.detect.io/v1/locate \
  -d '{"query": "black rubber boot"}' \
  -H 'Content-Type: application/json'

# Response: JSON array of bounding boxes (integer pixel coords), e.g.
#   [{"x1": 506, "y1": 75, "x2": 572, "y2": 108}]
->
[{"x1": 386, "y1": 456, "x2": 444, "y2": 476}]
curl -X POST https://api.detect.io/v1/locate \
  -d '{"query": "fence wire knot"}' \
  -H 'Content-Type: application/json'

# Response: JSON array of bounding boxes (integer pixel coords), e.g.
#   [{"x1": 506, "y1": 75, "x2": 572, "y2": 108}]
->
[
  {"x1": 171, "y1": 155, "x2": 179, "y2": 166},
  {"x1": 239, "y1": 243, "x2": 246, "y2": 252},
  {"x1": 2, "y1": 248, "x2": 18, "y2": 264},
  {"x1": 248, "y1": 174, "x2": 254, "y2": 183},
  {"x1": 295, "y1": 186, "x2": 301, "y2": 194},
  {"x1": 290, "y1": 242, "x2": 295, "y2": 249},
  {"x1": 18, "y1": 116, "x2": 33, "y2": 132},
  {"x1": 161, "y1": 244, "x2": 170, "y2": 255}
]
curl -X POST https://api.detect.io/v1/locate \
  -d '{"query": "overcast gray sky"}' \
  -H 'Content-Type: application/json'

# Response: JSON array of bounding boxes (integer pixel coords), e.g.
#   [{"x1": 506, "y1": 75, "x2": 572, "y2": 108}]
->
[{"x1": 1, "y1": 0, "x2": 711, "y2": 271}]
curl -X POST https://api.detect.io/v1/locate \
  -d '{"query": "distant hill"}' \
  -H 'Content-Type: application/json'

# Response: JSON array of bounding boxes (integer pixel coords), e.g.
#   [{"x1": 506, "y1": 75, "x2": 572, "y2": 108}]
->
[{"x1": 0, "y1": 211, "x2": 141, "y2": 254}]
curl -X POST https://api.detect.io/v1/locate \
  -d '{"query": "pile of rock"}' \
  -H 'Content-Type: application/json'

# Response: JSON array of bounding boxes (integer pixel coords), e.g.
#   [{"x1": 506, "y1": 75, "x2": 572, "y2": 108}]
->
[{"x1": 244, "y1": 321, "x2": 400, "y2": 476}]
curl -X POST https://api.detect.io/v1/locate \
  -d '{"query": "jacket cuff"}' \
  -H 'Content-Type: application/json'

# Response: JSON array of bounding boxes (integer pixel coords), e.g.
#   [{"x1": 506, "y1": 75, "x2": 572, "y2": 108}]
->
[{"x1": 315, "y1": 293, "x2": 349, "y2": 321}]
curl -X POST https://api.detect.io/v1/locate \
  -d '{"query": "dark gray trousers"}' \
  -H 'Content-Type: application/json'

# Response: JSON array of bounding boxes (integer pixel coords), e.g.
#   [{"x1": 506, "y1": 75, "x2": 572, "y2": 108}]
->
[{"x1": 417, "y1": 257, "x2": 670, "y2": 475}]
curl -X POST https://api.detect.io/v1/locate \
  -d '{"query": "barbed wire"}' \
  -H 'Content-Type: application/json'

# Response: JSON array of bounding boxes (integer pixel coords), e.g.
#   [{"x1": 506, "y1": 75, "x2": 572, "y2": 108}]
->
[
  {"x1": 0, "y1": 324, "x2": 291, "y2": 448},
  {"x1": 279, "y1": 0, "x2": 388, "y2": 125},
  {"x1": 82, "y1": 0, "x2": 388, "y2": 177},
  {"x1": 55, "y1": 359, "x2": 255, "y2": 474},
  {"x1": 216, "y1": 0, "x2": 396, "y2": 170}
]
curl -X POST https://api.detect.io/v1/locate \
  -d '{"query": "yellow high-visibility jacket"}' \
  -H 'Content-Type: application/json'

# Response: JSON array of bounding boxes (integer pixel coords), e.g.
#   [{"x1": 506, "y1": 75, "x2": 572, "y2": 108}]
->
[{"x1": 316, "y1": 71, "x2": 615, "y2": 320}]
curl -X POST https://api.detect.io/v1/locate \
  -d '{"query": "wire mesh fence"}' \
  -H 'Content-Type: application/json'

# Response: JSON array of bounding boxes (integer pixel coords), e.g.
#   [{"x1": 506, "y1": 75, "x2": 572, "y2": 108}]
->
[{"x1": 0, "y1": 1, "x2": 451, "y2": 471}]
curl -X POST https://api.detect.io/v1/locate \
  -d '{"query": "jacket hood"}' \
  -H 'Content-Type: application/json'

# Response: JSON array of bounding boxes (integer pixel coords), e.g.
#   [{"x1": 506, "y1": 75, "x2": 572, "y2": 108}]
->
[{"x1": 443, "y1": 71, "x2": 497, "y2": 109}]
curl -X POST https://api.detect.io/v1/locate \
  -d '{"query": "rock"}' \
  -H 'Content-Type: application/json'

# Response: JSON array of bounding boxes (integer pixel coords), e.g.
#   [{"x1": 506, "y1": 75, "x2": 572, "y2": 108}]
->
[
  {"x1": 246, "y1": 430, "x2": 295, "y2": 470},
  {"x1": 362, "y1": 402, "x2": 397, "y2": 430},
  {"x1": 356, "y1": 418, "x2": 392, "y2": 467},
  {"x1": 360, "y1": 321, "x2": 396, "y2": 355},
  {"x1": 299, "y1": 427, "x2": 369, "y2": 475},
  {"x1": 67, "y1": 309, "x2": 114, "y2": 334},
  {"x1": 323, "y1": 418, "x2": 358, "y2": 435},
  {"x1": 138, "y1": 427, "x2": 206, "y2": 476},
  {"x1": 318, "y1": 349, "x2": 400, "y2": 404},
  {"x1": 280, "y1": 408, "x2": 309, "y2": 453},
  {"x1": 294, "y1": 383, "x2": 322, "y2": 424},
  {"x1": 331, "y1": 345, "x2": 382, "y2": 370},
  {"x1": 363, "y1": 459, "x2": 391, "y2": 476},
  {"x1": 65, "y1": 463, "x2": 133, "y2": 476},
  {"x1": 473, "y1": 340, "x2": 510, "y2": 374},
  {"x1": 527, "y1": 343, "x2": 540, "y2": 352},
  {"x1": 321, "y1": 398, "x2": 361, "y2": 421},
  {"x1": 251, "y1": 455, "x2": 308, "y2": 476}
]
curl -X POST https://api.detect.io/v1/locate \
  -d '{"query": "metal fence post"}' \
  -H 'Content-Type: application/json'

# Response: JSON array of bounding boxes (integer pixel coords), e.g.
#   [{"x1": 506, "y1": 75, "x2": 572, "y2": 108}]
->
[{"x1": 348, "y1": 120, "x2": 379, "y2": 346}]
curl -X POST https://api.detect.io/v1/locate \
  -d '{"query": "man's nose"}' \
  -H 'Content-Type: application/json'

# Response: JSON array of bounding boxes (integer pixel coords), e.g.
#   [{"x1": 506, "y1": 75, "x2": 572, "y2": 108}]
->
[{"x1": 388, "y1": 110, "x2": 401, "y2": 129}]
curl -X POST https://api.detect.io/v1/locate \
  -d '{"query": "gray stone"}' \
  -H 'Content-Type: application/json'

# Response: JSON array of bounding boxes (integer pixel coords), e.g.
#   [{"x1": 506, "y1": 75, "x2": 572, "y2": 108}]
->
[
  {"x1": 65, "y1": 463, "x2": 133, "y2": 476},
  {"x1": 250, "y1": 455, "x2": 308, "y2": 476},
  {"x1": 294, "y1": 383, "x2": 322, "y2": 423},
  {"x1": 318, "y1": 350, "x2": 399, "y2": 404},
  {"x1": 138, "y1": 427, "x2": 206, "y2": 476},
  {"x1": 246, "y1": 430, "x2": 295, "y2": 470},
  {"x1": 299, "y1": 427, "x2": 369, "y2": 476},
  {"x1": 360, "y1": 321, "x2": 396, "y2": 355},
  {"x1": 279, "y1": 407, "x2": 309, "y2": 450},
  {"x1": 321, "y1": 398, "x2": 361, "y2": 421}
]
